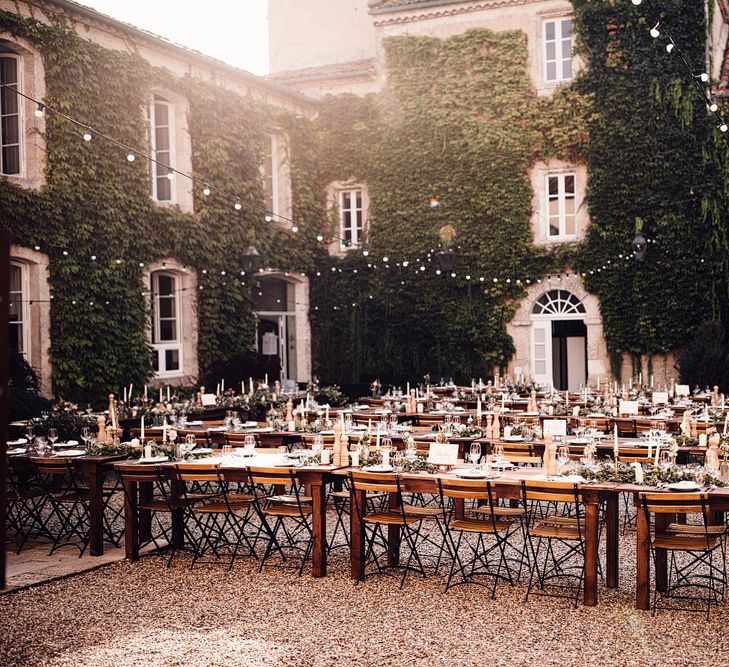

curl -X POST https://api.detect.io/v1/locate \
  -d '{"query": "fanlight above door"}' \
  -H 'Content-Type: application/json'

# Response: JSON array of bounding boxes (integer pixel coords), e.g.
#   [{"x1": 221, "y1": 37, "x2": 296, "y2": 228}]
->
[{"x1": 532, "y1": 290, "x2": 586, "y2": 316}]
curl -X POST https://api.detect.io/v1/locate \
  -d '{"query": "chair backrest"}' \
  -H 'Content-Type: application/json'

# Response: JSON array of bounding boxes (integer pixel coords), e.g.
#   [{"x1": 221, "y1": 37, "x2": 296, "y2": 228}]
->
[
  {"x1": 437, "y1": 477, "x2": 490, "y2": 501},
  {"x1": 115, "y1": 462, "x2": 162, "y2": 483},
  {"x1": 417, "y1": 414, "x2": 446, "y2": 427},
  {"x1": 612, "y1": 418, "x2": 636, "y2": 437},
  {"x1": 349, "y1": 470, "x2": 399, "y2": 494},
  {"x1": 300, "y1": 433, "x2": 336, "y2": 447},
  {"x1": 177, "y1": 429, "x2": 211, "y2": 447},
  {"x1": 640, "y1": 492, "x2": 708, "y2": 515},
  {"x1": 246, "y1": 466, "x2": 297, "y2": 487},
  {"x1": 171, "y1": 462, "x2": 220, "y2": 483},
  {"x1": 224, "y1": 432, "x2": 257, "y2": 446},
  {"x1": 521, "y1": 479, "x2": 583, "y2": 504},
  {"x1": 31, "y1": 456, "x2": 73, "y2": 476}
]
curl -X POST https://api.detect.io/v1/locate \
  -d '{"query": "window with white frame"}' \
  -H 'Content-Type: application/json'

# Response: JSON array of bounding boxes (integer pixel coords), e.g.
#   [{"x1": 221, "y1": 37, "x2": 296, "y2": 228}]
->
[
  {"x1": 148, "y1": 94, "x2": 174, "y2": 202},
  {"x1": 263, "y1": 134, "x2": 279, "y2": 216},
  {"x1": 339, "y1": 188, "x2": 363, "y2": 248},
  {"x1": 543, "y1": 18, "x2": 573, "y2": 84},
  {"x1": 0, "y1": 46, "x2": 22, "y2": 176},
  {"x1": 546, "y1": 173, "x2": 576, "y2": 239},
  {"x1": 151, "y1": 271, "x2": 182, "y2": 376},
  {"x1": 9, "y1": 261, "x2": 28, "y2": 355}
]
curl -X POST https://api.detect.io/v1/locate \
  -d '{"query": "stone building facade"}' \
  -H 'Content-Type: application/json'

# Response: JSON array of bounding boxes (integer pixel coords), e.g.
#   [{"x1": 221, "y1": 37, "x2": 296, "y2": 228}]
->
[{"x1": 269, "y1": 0, "x2": 729, "y2": 390}]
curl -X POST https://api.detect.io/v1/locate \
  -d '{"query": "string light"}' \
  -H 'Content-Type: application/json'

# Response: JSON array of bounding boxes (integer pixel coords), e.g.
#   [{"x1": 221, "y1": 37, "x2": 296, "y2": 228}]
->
[
  {"x1": 203, "y1": 187, "x2": 211, "y2": 196},
  {"x1": 83, "y1": 131, "x2": 92, "y2": 142},
  {"x1": 34, "y1": 103, "x2": 45, "y2": 117},
  {"x1": 264, "y1": 214, "x2": 273, "y2": 222},
  {"x1": 234, "y1": 202, "x2": 242, "y2": 210},
  {"x1": 126, "y1": 152, "x2": 135, "y2": 162},
  {"x1": 650, "y1": 22, "x2": 660, "y2": 38}
]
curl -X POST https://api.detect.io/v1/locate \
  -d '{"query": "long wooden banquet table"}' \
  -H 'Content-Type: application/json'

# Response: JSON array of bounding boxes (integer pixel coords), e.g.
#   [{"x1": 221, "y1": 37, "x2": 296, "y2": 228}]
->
[
  {"x1": 121, "y1": 456, "x2": 342, "y2": 577},
  {"x1": 10, "y1": 452, "x2": 126, "y2": 556}
]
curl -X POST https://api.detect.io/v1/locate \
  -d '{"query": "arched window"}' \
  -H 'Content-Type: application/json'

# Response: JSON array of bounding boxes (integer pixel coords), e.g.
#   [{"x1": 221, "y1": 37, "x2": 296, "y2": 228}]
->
[
  {"x1": 532, "y1": 289, "x2": 586, "y2": 316},
  {"x1": 0, "y1": 44, "x2": 22, "y2": 175},
  {"x1": 9, "y1": 260, "x2": 28, "y2": 354},
  {"x1": 148, "y1": 94, "x2": 174, "y2": 202},
  {"x1": 151, "y1": 270, "x2": 182, "y2": 375}
]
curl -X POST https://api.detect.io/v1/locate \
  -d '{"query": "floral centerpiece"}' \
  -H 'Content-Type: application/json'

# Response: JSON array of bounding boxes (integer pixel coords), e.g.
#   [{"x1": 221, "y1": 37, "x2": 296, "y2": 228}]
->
[{"x1": 29, "y1": 401, "x2": 97, "y2": 441}]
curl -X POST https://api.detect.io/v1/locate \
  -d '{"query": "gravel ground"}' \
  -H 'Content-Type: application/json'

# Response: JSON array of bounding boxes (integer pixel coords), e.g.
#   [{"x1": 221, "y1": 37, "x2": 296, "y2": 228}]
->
[{"x1": 2, "y1": 501, "x2": 729, "y2": 667}]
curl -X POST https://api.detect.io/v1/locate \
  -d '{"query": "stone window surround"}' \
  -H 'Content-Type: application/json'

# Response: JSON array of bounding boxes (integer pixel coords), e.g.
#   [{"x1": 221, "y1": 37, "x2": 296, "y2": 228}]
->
[
  {"x1": 0, "y1": 34, "x2": 46, "y2": 189},
  {"x1": 10, "y1": 245, "x2": 52, "y2": 396},
  {"x1": 326, "y1": 179, "x2": 370, "y2": 254},
  {"x1": 143, "y1": 257, "x2": 198, "y2": 386}
]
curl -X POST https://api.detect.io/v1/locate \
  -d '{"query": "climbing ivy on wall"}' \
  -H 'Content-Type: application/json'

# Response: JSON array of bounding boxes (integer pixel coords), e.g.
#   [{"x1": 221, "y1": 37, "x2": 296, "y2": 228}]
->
[
  {"x1": 0, "y1": 10, "x2": 318, "y2": 404},
  {"x1": 307, "y1": 28, "x2": 589, "y2": 384},
  {"x1": 571, "y1": 0, "x2": 722, "y2": 373}
]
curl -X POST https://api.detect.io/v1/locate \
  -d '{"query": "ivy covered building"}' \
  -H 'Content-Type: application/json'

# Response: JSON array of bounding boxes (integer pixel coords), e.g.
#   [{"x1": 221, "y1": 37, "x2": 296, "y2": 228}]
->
[{"x1": 4, "y1": 0, "x2": 729, "y2": 401}]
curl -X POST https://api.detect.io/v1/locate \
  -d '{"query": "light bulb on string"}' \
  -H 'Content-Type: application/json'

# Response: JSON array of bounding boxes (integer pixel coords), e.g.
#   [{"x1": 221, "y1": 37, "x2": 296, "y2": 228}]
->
[
  {"x1": 666, "y1": 42, "x2": 675, "y2": 54},
  {"x1": 83, "y1": 131, "x2": 92, "y2": 142},
  {"x1": 264, "y1": 214, "x2": 273, "y2": 222},
  {"x1": 650, "y1": 23, "x2": 660, "y2": 38},
  {"x1": 203, "y1": 187, "x2": 211, "y2": 196},
  {"x1": 362, "y1": 250, "x2": 369, "y2": 257},
  {"x1": 710, "y1": 100, "x2": 719, "y2": 112},
  {"x1": 166, "y1": 171, "x2": 174, "y2": 181},
  {"x1": 234, "y1": 202, "x2": 241, "y2": 210},
  {"x1": 382, "y1": 256, "x2": 389, "y2": 262},
  {"x1": 697, "y1": 73, "x2": 709, "y2": 83},
  {"x1": 631, "y1": 0, "x2": 642, "y2": 5},
  {"x1": 127, "y1": 152, "x2": 135, "y2": 162},
  {"x1": 34, "y1": 103, "x2": 45, "y2": 118},
  {"x1": 720, "y1": 122, "x2": 729, "y2": 133},
  {"x1": 316, "y1": 234, "x2": 324, "y2": 242}
]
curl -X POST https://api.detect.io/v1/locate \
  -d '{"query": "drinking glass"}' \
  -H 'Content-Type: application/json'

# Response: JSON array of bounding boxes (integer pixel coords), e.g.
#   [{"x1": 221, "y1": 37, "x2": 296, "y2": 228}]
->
[
  {"x1": 345, "y1": 414, "x2": 353, "y2": 432},
  {"x1": 25, "y1": 421, "x2": 35, "y2": 441},
  {"x1": 34, "y1": 436, "x2": 49, "y2": 455},
  {"x1": 81, "y1": 427, "x2": 92, "y2": 447},
  {"x1": 184, "y1": 434, "x2": 196, "y2": 453},
  {"x1": 222, "y1": 444, "x2": 233, "y2": 458},
  {"x1": 694, "y1": 466, "x2": 707, "y2": 488},
  {"x1": 558, "y1": 446, "x2": 570, "y2": 471},
  {"x1": 493, "y1": 443, "x2": 505, "y2": 461},
  {"x1": 393, "y1": 451, "x2": 406, "y2": 472},
  {"x1": 279, "y1": 445, "x2": 289, "y2": 456},
  {"x1": 312, "y1": 434, "x2": 324, "y2": 458},
  {"x1": 659, "y1": 449, "x2": 671, "y2": 470},
  {"x1": 244, "y1": 435, "x2": 256, "y2": 456},
  {"x1": 47, "y1": 428, "x2": 58, "y2": 447},
  {"x1": 405, "y1": 439, "x2": 417, "y2": 462},
  {"x1": 444, "y1": 415, "x2": 452, "y2": 432},
  {"x1": 469, "y1": 442, "x2": 481, "y2": 469},
  {"x1": 389, "y1": 414, "x2": 398, "y2": 432}
]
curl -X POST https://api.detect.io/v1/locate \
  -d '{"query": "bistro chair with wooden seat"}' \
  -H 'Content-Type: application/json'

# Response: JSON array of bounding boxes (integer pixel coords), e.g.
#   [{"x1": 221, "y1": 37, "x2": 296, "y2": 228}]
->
[
  {"x1": 436, "y1": 478, "x2": 516, "y2": 597},
  {"x1": 416, "y1": 414, "x2": 446, "y2": 428},
  {"x1": 640, "y1": 492, "x2": 727, "y2": 618},
  {"x1": 612, "y1": 417, "x2": 637, "y2": 437},
  {"x1": 115, "y1": 462, "x2": 187, "y2": 566},
  {"x1": 497, "y1": 442, "x2": 541, "y2": 467},
  {"x1": 31, "y1": 456, "x2": 91, "y2": 556},
  {"x1": 349, "y1": 470, "x2": 427, "y2": 589},
  {"x1": 520, "y1": 480, "x2": 586, "y2": 607},
  {"x1": 169, "y1": 463, "x2": 255, "y2": 569},
  {"x1": 246, "y1": 466, "x2": 313, "y2": 575},
  {"x1": 6, "y1": 457, "x2": 50, "y2": 553}
]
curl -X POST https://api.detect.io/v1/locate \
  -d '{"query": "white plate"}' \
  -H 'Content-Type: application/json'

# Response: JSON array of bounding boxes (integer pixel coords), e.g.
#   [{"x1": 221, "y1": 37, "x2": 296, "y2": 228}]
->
[
  {"x1": 7, "y1": 448, "x2": 27, "y2": 455},
  {"x1": 186, "y1": 420, "x2": 203, "y2": 426},
  {"x1": 242, "y1": 421, "x2": 258, "y2": 428},
  {"x1": 362, "y1": 465, "x2": 394, "y2": 473},
  {"x1": 56, "y1": 450, "x2": 86, "y2": 457},
  {"x1": 587, "y1": 413, "x2": 606, "y2": 418},
  {"x1": 456, "y1": 470, "x2": 488, "y2": 479},
  {"x1": 207, "y1": 426, "x2": 228, "y2": 432},
  {"x1": 666, "y1": 481, "x2": 701, "y2": 491},
  {"x1": 520, "y1": 412, "x2": 540, "y2": 417},
  {"x1": 568, "y1": 438, "x2": 590, "y2": 445},
  {"x1": 487, "y1": 461, "x2": 514, "y2": 469},
  {"x1": 8, "y1": 438, "x2": 27, "y2": 446},
  {"x1": 193, "y1": 447, "x2": 213, "y2": 455},
  {"x1": 138, "y1": 456, "x2": 168, "y2": 464},
  {"x1": 502, "y1": 436, "x2": 523, "y2": 442},
  {"x1": 54, "y1": 440, "x2": 79, "y2": 448}
]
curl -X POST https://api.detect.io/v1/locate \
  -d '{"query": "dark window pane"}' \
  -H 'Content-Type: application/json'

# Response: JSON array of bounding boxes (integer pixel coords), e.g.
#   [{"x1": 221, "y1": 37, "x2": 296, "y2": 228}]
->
[
  {"x1": 152, "y1": 350, "x2": 159, "y2": 372},
  {"x1": 549, "y1": 222, "x2": 560, "y2": 236},
  {"x1": 342, "y1": 210, "x2": 351, "y2": 229},
  {"x1": 155, "y1": 127, "x2": 170, "y2": 151},
  {"x1": 2, "y1": 115, "x2": 18, "y2": 143},
  {"x1": 342, "y1": 192, "x2": 350, "y2": 209},
  {"x1": 1, "y1": 85, "x2": 18, "y2": 114},
  {"x1": 9, "y1": 322, "x2": 21, "y2": 353},
  {"x1": 156, "y1": 176, "x2": 171, "y2": 201},
  {"x1": 562, "y1": 19, "x2": 572, "y2": 38},
  {"x1": 563, "y1": 59, "x2": 572, "y2": 80},
  {"x1": 0, "y1": 57, "x2": 18, "y2": 84},
  {"x1": 356, "y1": 192, "x2": 362, "y2": 208},
  {"x1": 564, "y1": 175, "x2": 575, "y2": 193},
  {"x1": 545, "y1": 22, "x2": 555, "y2": 40},
  {"x1": 159, "y1": 297, "x2": 174, "y2": 318},
  {"x1": 165, "y1": 348, "x2": 180, "y2": 371},
  {"x1": 546, "y1": 62, "x2": 556, "y2": 81},
  {"x1": 154, "y1": 102, "x2": 169, "y2": 126},
  {"x1": 548, "y1": 176, "x2": 558, "y2": 196},
  {"x1": 2, "y1": 145, "x2": 19, "y2": 175},
  {"x1": 10, "y1": 265, "x2": 20, "y2": 291},
  {"x1": 546, "y1": 42, "x2": 556, "y2": 61},
  {"x1": 160, "y1": 320, "x2": 176, "y2": 341},
  {"x1": 157, "y1": 274, "x2": 174, "y2": 295}
]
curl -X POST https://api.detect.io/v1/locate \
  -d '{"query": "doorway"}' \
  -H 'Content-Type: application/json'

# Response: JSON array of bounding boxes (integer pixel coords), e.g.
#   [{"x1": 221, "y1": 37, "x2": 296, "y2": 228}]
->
[
  {"x1": 252, "y1": 276, "x2": 298, "y2": 382},
  {"x1": 551, "y1": 319, "x2": 587, "y2": 391}
]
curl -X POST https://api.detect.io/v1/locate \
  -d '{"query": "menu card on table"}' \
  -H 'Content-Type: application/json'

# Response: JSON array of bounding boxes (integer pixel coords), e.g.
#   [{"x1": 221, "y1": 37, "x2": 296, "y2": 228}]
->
[
  {"x1": 542, "y1": 419, "x2": 567, "y2": 437},
  {"x1": 427, "y1": 442, "x2": 459, "y2": 466},
  {"x1": 652, "y1": 392, "x2": 669, "y2": 404},
  {"x1": 619, "y1": 400, "x2": 639, "y2": 415}
]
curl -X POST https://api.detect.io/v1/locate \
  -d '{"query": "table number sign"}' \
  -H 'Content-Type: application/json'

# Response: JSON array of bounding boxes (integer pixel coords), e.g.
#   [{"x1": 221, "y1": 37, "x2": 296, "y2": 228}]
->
[
  {"x1": 619, "y1": 400, "x2": 639, "y2": 415},
  {"x1": 542, "y1": 419, "x2": 567, "y2": 437},
  {"x1": 652, "y1": 392, "x2": 669, "y2": 405},
  {"x1": 201, "y1": 393, "x2": 217, "y2": 407},
  {"x1": 427, "y1": 441, "x2": 459, "y2": 466},
  {"x1": 675, "y1": 384, "x2": 690, "y2": 397}
]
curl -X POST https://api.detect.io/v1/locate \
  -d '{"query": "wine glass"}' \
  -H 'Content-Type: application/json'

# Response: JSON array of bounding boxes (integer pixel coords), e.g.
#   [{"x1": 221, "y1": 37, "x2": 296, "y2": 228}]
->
[
  {"x1": 558, "y1": 445, "x2": 571, "y2": 471},
  {"x1": 381, "y1": 437, "x2": 393, "y2": 466},
  {"x1": 312, "y1": 434, "x2": 324, "y2": 458},
  {"x1": 222, "y1": 444, "x2": 233, "y2": 459},
  {"x1": 25, "y1": 421, "x2": 35, "y2": 442},
  {"x1": 184, "y1": 434, "x2": 196, "y2": 455},
  {"x1": 469, "y1": 442, "x2": 481, "y2": 470},
  {"x1": 389, "y1": 414, "x2": 398, "y2": 432},
  {"x1": 405, "y1": 439, "x2": 417, "y2": 463},
  {"x1": 493, "y1": 443, "x2": 505, "y2": 461},
  {"x1": 47, "y1": 428, "x2": 58, "y2": 448},
  {"x1": 244, "y1": 435, "x2": 256, "y2": 456},
  {"x1": 81, "y1": 426, "x2": 92, "y2": 448},
  {"x1": 393, "y1": 450, "x2": 405, "y2": 472},
  {"x1": 659, "y1": 449, "x2": 671, "y2": 471}
]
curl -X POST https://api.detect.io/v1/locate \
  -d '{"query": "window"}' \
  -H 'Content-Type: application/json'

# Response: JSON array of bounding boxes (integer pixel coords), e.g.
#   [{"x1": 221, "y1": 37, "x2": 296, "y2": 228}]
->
[
  {"x1": 148, "y1": 94, "x2": 174, "y2": 202},
  {"x1": 151, "y1": 271, "x2": 182, "y2": 376},
  {"x1": 0, "y1": 47, "x2": 21, "y2": 175},
  {"x1": 544, "y1": 18, "x2": 573, "y2": 83},
  {"x1": 546, "y1": 173, "x2": 576, "y2": 239},
  {"x1": 9, "y1": 261, "x2": 27, "y2": 355},
  {"x1": 532, "y1": 290, "x2": 586, "y2": 316},
  {"x1": 339, "y1": 188, "x2": 363, "y2": 247},
  {"x1": 263, "y1": 134, "x2": 279, "y2": 216}
]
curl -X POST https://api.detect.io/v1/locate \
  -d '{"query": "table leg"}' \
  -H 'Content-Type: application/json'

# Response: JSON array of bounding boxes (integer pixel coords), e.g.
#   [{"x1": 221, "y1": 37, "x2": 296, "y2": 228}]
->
[
  {"x1": 606, "y1": 494, "x2": 619, "y2": 589},
  {"x1": 138, "y1": 481, "x2": 152, "y2": 543},
  {"x1": 88, "y1": 468, "x2": 104, "y2": 556},
  {"x1": 169, "y1": 478, "x2": 184, "y2": 548},
  {"x1": 583, "y1": 496, "x2": 599, "y2": 606},
  {"x1": 655, "y1": 513, "x2": 668, "y2": 592},
  {"x1": 350, "y1": 488, "x2": 366, "y2": 580},
  {"x1": 124, "y1": 478, "x2": 139, "y2": 561},
  {"x1": 387, "y1": 491, "x2": 401, "y2": 567},
  {"x1": 311, "y1": 477, "x2": 327, "y2": 577},
  {"x1": 636, "y1": 496, "x2": 651, "y2": 610}
]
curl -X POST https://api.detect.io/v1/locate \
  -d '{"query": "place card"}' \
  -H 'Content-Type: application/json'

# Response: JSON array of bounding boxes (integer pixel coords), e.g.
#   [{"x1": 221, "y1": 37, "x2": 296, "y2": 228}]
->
[
  {"x1": 652, "y1": 391, "x2": 669, "y2": 404},
  {"x1": 619, "y1": 400, "x2": 639, "y2": 415},
  {"x1": 427, "y1": 441, "x2": 459, "y2": 466},
  {"x1": 542, "y1": 419, "x2": 567, "y2": 436},
  {"x1": 201, "y1": 393, "x2": 217, "y2": 406},
  {"x1": 675, "y1": 384, "x2": 690, "y2": 397}
]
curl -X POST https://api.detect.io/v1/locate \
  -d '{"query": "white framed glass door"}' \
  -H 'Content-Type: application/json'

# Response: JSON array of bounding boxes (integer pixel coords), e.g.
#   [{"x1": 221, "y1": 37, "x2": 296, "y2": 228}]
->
[{"x1": 531, "y1": 320, "x2": 552, "y2": 386}]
